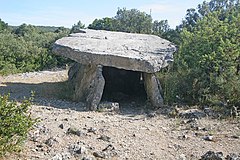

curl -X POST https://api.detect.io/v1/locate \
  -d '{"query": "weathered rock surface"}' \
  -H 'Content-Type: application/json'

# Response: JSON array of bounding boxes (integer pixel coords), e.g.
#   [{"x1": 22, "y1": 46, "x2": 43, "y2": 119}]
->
[
  {"x1": 53, "y1": 29, "x2": 176, "y2": 73},
  {"x1": 143, "y1": 73, "x2": 163, "y2": 107},
  {"x1": 68, "y1": 63, "x2": 105, "y2": 110}
]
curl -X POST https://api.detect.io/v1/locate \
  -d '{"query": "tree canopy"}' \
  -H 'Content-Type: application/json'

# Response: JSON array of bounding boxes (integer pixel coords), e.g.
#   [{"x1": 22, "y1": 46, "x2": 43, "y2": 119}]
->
[
  {"x1": 161, "y1": 0, "x2": 240, "y2": 107},
  {"x1": 0, "y1": 23, "x2": 70, "y2": 75},
  {"x1": 88, "y1": 8, "x2": 153, "y2": 34}
]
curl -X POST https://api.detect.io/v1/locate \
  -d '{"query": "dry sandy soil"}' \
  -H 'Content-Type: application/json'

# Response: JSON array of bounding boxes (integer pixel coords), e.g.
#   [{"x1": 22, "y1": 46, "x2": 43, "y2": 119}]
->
[{"x1": 0, "y1": 69, "x2": 239, "y2": 160}]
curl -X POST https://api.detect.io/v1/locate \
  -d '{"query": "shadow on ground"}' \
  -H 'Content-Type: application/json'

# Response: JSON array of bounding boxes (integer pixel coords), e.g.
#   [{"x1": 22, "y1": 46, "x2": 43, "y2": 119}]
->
[{"x1": 0, "y1": 81, "x2": 153, "y2": 116}]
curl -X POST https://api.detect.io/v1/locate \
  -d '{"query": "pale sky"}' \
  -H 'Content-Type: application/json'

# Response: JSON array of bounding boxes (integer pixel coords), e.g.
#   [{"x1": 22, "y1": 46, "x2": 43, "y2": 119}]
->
[{"x1": 0, "y1": 0, "x2": 208, "y2": 29}]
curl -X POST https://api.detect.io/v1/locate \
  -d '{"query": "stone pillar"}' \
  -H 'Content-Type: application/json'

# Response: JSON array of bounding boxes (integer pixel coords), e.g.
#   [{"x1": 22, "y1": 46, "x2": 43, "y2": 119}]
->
[
  {"x1": 68, "y1": 63, "x2": 105, "y2": 110},
  {"x1": 143, "y1": 73, "x2": 163, "y2": 108}
]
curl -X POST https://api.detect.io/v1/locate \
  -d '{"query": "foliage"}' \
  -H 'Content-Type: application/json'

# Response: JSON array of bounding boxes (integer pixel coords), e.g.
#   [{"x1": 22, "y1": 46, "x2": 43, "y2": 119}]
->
[
  {"x1": 178, "y1": 0, "x2": 239, "y2": 32},
  {"x1": 0, "y1": 22, "x2": 71, "y2": 75},
  {"x1": 161, "y1": 0, "x2": 240, "y2": 108},
  {"x1": 88, "y1": 17, "x2": 115, "y2": 31},
  {"x1": 70, "y1": 20, "x2": 85, "y2": 33},
  {"x1": 0, "y1": 19, "x2": 8, "y2": 31},
  {"x1": 88, "y1": 8, "x2": 153, "y2": 34},
  {"x1": 0, "y1": 94, "x2": 37, "y2": 155}
]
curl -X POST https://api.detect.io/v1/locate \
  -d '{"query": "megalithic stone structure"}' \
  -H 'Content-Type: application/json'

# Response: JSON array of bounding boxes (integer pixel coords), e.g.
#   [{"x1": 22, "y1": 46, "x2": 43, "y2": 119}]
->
[{"x1": 53, "y1": 29, "x2": 176, "y2": 110}]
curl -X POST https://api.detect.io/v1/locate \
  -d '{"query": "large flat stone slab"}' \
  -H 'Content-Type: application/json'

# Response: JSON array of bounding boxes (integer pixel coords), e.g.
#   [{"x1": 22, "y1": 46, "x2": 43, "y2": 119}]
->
[{"x1": 53, "y1": 29, "x2": 176, "y2": 73}]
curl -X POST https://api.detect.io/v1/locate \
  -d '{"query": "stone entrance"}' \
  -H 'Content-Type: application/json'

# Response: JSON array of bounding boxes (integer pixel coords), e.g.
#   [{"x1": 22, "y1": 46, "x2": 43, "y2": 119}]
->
[
  {"x1": 101, "y1": 67, "x2": 147, "y2": 102},
  {"x1": 53, "y1": 29, "x2": 176, "y2": 110}
]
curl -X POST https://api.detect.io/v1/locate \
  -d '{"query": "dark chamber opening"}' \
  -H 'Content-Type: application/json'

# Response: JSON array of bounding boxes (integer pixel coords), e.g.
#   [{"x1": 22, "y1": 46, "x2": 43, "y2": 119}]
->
[{"x1": 101, "y1": 66, "x2": 147, "y2": 103}]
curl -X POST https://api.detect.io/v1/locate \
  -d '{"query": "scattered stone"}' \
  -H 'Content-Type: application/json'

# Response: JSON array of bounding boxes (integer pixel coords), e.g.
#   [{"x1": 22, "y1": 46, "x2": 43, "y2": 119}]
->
[
  {"x1": 203, "y1": 135, "x2": 214, "y2": 141},
  {"x1": 178, "y1": 135, "x2": 189, "y2": 140},
  {"x1": 173, "y1": 144, "x2": 182, "y2": 151},
  {"x1": 179, "y1": 109, "x2": 206, "y2": 119},
  {"x1": 98, "y1": 102, "x2": 120, "y2": 112},
  {"x1": 147, "y1": 111, "x2": 157, "y2": 118},
  {"x1": 67, "y1": 127, "x2": 85, "y2": 136},
  {"x1": 201, "y1": 151, "x2": 223, "y2": 160},
  {"x1": 36, "y1": 124, "x2": 49, "y2": 134},
  {"x1": 45, "y1": 137, "x2": 58, "y2": 147},
  {"x1": 231, "y1": 135, "x2": 240, "y2": 139},
  {"x1": 82, "y1": 156, "x2": 96, "y2": 160},
  {"x1": 226, "y1": 153, "x2": 240, "y2": 160},
  {"x1": 51, "y1": 152, "x2": 71, "y2": 160},
  {"x1": 59, "y1": 124, "x2": 64, "y2": 129},
  {"x1": 51, "y1": 153, "x2": 62, "y2": 160},
  {"x1": 93, "y1": 151, "x2": 106, "y2": 159},
  {"x1": 178, "y1": 154, "x2": 187, "y2": 160},
  {"x1": 88, "y1": 127, "x2": 97, "y2": 134},
  {"x1": 98, "y1": 135, "x2": 111, "y2": 142},
  {"x1": 63, "y1": 118, "x2": 68, "y2": 121},
  {"x1": 102, "y1": 144, "x2": 115, "y2": 152},
  {"x1": 204, "y1": 107, "x2": 215, "y2": 117},
  {"x1": 69, "y1": 142, "x2": 87, "y2": 155}
]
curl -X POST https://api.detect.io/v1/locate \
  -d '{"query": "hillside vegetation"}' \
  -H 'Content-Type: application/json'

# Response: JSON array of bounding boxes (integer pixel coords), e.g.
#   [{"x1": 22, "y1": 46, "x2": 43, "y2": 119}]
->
[{"x1": 0, "y1": 21, "x2": 71, "y2": 75}]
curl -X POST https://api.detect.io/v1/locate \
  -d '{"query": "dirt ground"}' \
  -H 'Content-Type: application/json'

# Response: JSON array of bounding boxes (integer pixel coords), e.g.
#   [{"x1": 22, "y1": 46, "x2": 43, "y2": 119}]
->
[{"x1": 0, "y1": 69, "x2": 239, "y2": 160}]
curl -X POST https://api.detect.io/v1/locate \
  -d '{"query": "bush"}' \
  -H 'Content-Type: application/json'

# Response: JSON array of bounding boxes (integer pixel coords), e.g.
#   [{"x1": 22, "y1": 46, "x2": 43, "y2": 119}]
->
[
  {"x1": 0, "y1": 94, "x2": 37, "y2": 156},
  {"x1": 160, "y1": 6, "x2": 240, "y2": 108}
]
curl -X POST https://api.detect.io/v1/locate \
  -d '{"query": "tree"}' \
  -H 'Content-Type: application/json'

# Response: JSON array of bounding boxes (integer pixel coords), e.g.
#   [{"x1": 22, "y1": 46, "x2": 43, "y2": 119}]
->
[
  {"x1": 0, "y1": 19, "x2": 8, "y2": 31},
  {"x1": 172, "y1": 0, "x2": 240, "y2": 106},
  {"x1": 114, "y1": 8, "x2": 152, "y2": 33},
  {"x1": 152, "y1": 20, "x2": 170, "y2": 36},
  {"x1": 88, "y1": 17, "x2": 114, "y2": 31},
  {"x1": 88, "y1": 8, "x2": 153, "y2": 34},
  {"x1": 177, "y1": 0, "x2": 240, "y2": 31},
  {"x1": 70, "y1": 20, "x2": 85, "y2": 33}
]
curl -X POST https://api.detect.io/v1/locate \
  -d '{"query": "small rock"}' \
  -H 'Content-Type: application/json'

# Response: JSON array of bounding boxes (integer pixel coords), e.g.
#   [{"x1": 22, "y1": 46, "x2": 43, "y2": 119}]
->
[
  {"x1": 51, "y1": 152, "x2": 71, "y2": 160},
  {"x1": 37, "y1": 125, "x2": 49, "y2": 134},
  {"x1": 88, "y1": 127, "x2": 97, "y2": 134},
  {"x1": 178, "y1": 135, "x2": 189, "y2": 140},
  {"x1": 102, "y1": 144, "x2": 114, "y2": 152},
  {"x1": 204, "y1": 107, "x2": 214, "y2": 116},
  {"x1": 203, "y1": 135, "x2": 214, "y2": 141},
  {"x1": 179, "y1": 109, "x2": 206, "y2": 119},
  {"x1": 67, "y1": 127, "x2": 85, "y2": 136},
  {"x1": 226, "y1": 153, "x2": 240, "y2": 160},
  {"x1": 98, "y1": 135, "x2": 111, "y2": 142},
  {"x1": 45, "y1": 137, "x2": 58, "y2": 147},
  {"x1": 59, "y1": 124, "x2": 64, "y2": 129},
  {"x1": 69, "y1": 143, "x2": 87, "y2": 155},
  {"x1": 178, "y1": 154, "x2": 187, "y2": 160},
  {"x1": 98, "y1": 102, "x2": 120, "y2": 112},
  {"x1": 63, "y1": 118, "x2": 68, "y2": 121},
  {"x1": 201, "y1": 151, "x2": 223, "y2": 160},
  {"x1": 231, "y1": 135, "x2": 239, "y2": 139},
  {"x1": 147, "y1": 112, "x2": 157, "y2": 118},
  {"x1": 93, "y1": 151, "x2": 106, "y2": 159},
  {"x1": 82, "y1": 156, "x2": 96, "y2": 160},
  {"x1": 51, "y1": 153, "x2": 63, "y2": 160}
]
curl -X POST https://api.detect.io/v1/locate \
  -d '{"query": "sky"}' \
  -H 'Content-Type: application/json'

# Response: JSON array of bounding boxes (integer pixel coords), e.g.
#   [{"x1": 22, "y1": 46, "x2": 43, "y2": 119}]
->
[{"x1": 0, "y1": 0, "x2": 208, "y2": 29}]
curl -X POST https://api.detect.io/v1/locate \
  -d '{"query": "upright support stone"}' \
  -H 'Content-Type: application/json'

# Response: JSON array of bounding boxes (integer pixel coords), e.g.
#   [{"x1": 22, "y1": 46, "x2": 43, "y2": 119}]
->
[
  {"x1": 68, "y1": 63, "x2": 105, "y2": 110},
  {"x1": 143, "y1": 73, "x2": 163, "y2": 108}
]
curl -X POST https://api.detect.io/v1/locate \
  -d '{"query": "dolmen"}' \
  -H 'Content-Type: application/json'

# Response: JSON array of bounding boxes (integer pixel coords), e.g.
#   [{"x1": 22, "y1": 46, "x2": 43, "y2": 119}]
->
[{"x1": 53, "y1": 29, "x2": 176, "y2": 110}]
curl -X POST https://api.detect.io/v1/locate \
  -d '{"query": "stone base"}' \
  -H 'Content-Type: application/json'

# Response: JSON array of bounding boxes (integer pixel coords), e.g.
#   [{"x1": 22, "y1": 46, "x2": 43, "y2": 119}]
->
[{"x1": 68, "y1": 63, "x2": 163, "y2": 110}]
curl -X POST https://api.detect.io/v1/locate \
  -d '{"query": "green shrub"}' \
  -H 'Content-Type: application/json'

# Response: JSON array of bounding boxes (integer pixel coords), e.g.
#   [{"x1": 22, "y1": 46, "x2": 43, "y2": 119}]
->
[{"x1": 0, "y1": 94, "x2": 37, "y2": 156}]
